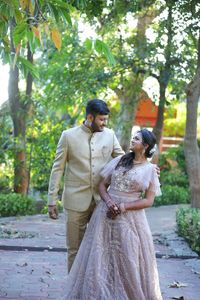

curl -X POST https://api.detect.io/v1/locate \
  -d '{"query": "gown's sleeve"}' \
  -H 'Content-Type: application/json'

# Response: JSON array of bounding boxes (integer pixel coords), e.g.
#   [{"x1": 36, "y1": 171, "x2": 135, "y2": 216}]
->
[
  {"x1": 100, "y1": 155, "x2": 123, "y2": 180},
  {"x1": 147, "y1": 165, "x2": 162, "y2": 197}
]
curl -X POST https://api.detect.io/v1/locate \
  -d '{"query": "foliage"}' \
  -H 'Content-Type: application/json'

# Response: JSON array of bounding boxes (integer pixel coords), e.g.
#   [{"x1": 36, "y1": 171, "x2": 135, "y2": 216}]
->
[
  {"x1": 0, "y1": 0, "x2": 200, "y2": 197},
  {"x1": 35, "y1": 25, "x2": 109, "y2": 113},
  {"x1": 145, "y1": 0, "x2": 199, "y2": 142},
  {"x1": 0, "y1": 1, "x2": 69, "y2": 76},
  {"x1": 154, "y1": 143, "x2": 190, "y2": 206},
  {"x1": 0, "y1": 0, "x2": 115, "y2": 76},
  {"x1": 176, "y1": 208, "x2": 200, "y2": 255},
  {"x1": 26, "y1": 109, "x2": 68, "y2": 191},
  {"x1": 163, "y1": 118, "x2": 185, "y2": 137},
  {"x1": 156, "y1": 140, "x2": 200, "y2": 206},
  {"x1": 159, "y1": 143, "x2": 187, "y2": 173},
  {"x1": 0, "y1": 175, "x2": 12, "y2": 194},
  {"x1": 159, "y1": 139, "x2": 200, "y2": 172},
  {"x1": 162, "y1": 102, "x2": 198, "y2": 138},
  {"x1": 0, "y1": 110, "x2": 14, "y2": 192},
  {"x1": 0, "y1": 193, "x2": 35, "y2": 217},
  {"x1": 0, "y1": 109, "x2": 14, "y2": 163},
  {"x1": 160, "y1": 169, "x2": 188, "y2": 188},
  {"x1": 154, "y1": 185, "x2": 190, "y2": 206},
  {"x1": 163, "y1": 103, "x2": 186, "y2": 137}
]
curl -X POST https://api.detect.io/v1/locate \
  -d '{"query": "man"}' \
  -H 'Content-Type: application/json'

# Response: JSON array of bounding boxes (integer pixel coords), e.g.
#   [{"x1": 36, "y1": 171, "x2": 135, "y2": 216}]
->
[{"x1": 48, "y1": 99, "x2": 124, "y2": 271}]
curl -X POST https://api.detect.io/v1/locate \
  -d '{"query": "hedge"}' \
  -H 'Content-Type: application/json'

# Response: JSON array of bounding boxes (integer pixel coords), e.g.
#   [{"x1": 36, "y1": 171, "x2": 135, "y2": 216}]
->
[{"x1": 176, "y1": 208, "x2": 200, "y2": 255}]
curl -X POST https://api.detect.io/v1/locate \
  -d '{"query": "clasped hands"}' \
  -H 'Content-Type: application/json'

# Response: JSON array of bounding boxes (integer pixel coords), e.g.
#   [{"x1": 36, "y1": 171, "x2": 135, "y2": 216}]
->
[{"x1": 105, "y1": 199, "x2": 122, "y2": 219}]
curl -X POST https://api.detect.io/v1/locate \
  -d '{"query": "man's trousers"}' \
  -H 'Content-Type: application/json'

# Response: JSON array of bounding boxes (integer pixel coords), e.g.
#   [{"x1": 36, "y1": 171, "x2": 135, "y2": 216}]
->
[{"x1": 64, "y1": 199, "x2": 96, "y2": 272}]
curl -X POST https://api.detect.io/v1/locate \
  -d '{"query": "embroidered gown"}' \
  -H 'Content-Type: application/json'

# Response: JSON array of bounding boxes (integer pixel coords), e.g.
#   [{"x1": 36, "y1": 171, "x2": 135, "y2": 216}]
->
[{"x1": 62, "y1": 156, "x2": 163, "y2": 300}]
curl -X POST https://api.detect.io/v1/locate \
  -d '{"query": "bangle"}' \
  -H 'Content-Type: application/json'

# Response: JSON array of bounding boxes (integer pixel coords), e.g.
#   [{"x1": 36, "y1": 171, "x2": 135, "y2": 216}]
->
[{"x1": 119, "y1": 202, "x2": 126, "y2": 213}]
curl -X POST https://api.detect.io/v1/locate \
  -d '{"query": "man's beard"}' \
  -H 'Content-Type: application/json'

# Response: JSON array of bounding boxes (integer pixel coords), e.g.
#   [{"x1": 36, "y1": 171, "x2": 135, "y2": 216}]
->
[{"x1": 91, "y1": 120, "x2": 104, "y2": 132}]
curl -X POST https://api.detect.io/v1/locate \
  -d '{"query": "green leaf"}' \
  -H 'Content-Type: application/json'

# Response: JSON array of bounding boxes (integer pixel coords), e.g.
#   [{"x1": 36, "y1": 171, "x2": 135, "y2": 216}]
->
[
  {"x1": 84, "y1": 38, "x2": 93, "y2": 51},
  {"x1": 47, "y1": 3, "x2": 60, "y2": 24},
  {"x1": 60, "y1": 9, "x2": 72, "y2": 26},
  {"x1": 26, "y1": 30, "x2": 36, "y2": 53},
  {"x1": 13, "y1": 22, "x2": 27, "y2": 46},
  {"x1": 14, "y1": 9, "x2": 23, "y2": 23},
  {"x1": 17, "y1": 56, "x2": 39, "y2": 78},
  {"x1": 94, "y1": 39, "x2": 116, "y2": 66},
  {"x1": 48, "y1": 0, "x2": 69, "y2": 10},
  {"x1": 94, "y1": 39, "x2": 103, "y2": 53}
]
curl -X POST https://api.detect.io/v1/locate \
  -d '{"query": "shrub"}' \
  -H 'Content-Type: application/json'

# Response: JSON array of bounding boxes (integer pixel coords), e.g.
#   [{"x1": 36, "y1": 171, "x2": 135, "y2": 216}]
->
[
  {"x1": 176, "y1": 208, "x2": 200, "y2": 255},
  {"x1": 0, "y1": 193, "x2": 36, "y2": 217},
  {"x1": 163, "y1": 118, "x2": 185, "y2": 137},
  {"x1": 0, "y1": 176, "x2": 12, "y2": 193},
  {"x1": 154, "y1": 185, "x2": 190, "y2": 207},
  {"x1": 160, "y1": 170, "x2": 189, "y2": 188},
  {"x1": 155, "y1": 143, "x2": 191, "y2": 206},
  {"x1": 159, "y1": 143, "x2": 187, "y2": 173}
]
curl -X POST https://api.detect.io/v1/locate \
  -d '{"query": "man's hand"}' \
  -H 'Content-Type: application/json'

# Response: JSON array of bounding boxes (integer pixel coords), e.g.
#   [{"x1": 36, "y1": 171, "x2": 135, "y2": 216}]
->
[
  {"x1": 48, "y1": 205, "x2": 58, "y2": 219},
  {"x1": 155, "y1": 165, "x2": 160, "y2": 177}
]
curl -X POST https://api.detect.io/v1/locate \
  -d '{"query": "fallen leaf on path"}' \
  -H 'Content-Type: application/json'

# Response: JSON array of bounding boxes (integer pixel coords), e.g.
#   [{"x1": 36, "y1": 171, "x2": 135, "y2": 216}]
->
[
  {"x1": 168, "y1": 281, "x2": 188, "y2": 288},
  {"x1": 55, "y1": 233, "x2": 65, "y2": 236},
  {"x1": 39, "y1": 277, "x2": 46, "y2": 283},
  {"x1": 16, "y1": 262, "x2": 28, "y2": 267},
  {"x1": 192, "y1": 269, "x2": 200, "y2": 275},
  {"x1": 46, "y1": 270, "x2": 53, "y2": 275}
]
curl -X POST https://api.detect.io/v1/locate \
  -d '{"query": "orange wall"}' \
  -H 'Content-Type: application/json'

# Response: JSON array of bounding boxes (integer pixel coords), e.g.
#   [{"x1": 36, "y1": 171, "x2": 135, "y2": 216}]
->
[{"x1": 135, "y1": 98, "x2": 158, "y2": 127}]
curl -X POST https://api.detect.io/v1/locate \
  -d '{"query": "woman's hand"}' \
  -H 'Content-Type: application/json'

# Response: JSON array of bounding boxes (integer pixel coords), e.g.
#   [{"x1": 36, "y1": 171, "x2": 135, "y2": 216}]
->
[
  {"x1": 106, "y1": 199, "x2": 120, "y2": 214},
  {"x1": 106, "y1": 210, "x2": 117, "y2": 219},
  {"x1": 99, "y1": 177, "x2": 120, "y2": 219},
  {"x1": 105, "y1": 199, "x2": 121, "y2": 219}
]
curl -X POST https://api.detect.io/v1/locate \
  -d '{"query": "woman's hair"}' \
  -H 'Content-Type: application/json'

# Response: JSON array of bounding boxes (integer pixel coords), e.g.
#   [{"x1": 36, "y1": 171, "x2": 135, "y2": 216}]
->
[{"x1": 115, "y1": 129, "x2": 156, "y2": 173}]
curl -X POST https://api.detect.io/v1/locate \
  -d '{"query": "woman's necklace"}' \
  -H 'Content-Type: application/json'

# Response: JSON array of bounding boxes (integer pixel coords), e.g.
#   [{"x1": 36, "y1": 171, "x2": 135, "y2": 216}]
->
[{"x1": 133, "y1": 159, "x2": 147, "y2": 164}]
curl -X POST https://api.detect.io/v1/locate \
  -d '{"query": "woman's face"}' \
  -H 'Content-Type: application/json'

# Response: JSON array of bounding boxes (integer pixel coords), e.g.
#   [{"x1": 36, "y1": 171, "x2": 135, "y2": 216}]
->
[{"x1": 130, "y1": 132, "x2": 145, "y2": 152}]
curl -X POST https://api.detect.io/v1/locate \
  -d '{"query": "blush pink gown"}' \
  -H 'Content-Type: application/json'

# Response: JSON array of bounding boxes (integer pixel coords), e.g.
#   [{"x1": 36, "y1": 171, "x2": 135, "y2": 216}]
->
[{"x1": 62, "y1": 156, "x2": 163, "y2": 300}]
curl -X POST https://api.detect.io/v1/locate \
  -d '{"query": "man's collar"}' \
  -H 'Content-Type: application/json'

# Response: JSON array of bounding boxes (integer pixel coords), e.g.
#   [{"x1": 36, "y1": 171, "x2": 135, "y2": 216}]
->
[{"x1": 81, "y1": 122, "x2": 93, "y2": 134}]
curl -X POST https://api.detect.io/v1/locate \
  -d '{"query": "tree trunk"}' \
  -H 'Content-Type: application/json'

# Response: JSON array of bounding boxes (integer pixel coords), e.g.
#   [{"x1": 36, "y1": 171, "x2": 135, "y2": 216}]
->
[
  {"x1": 153, "y1": 1, "x2": 173, "y2": 148},
  {"x1": 9, "y1": 66, "x2": 28, "y2": 194},
  {"x1": 115, "y1": 86, "x2": 138, "y2": 152},
  {"x1": 26, "y1": 42, "x2": 33, "y2": 193},
  {"x1": 115, "y1": 6, "x2": 158, "y2": 151},
  {"x1": 8, "y1": 19, "x2": 28, "y2": 194},
  {"x1": 184, "y1": 35, "x2": 200, "y2": 208},
  {"x1": 153, "y1": 79, "x2": 167, "y2": 146},
  {"x1": 152, "y1": 80, "x2": 166, "y2": 164}
]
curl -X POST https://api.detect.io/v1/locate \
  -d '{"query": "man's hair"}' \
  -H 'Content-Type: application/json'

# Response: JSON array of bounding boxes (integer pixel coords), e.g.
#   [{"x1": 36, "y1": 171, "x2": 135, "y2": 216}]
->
[{"x1": 86, "y1": 99, "x2": 110, "y2": 117}]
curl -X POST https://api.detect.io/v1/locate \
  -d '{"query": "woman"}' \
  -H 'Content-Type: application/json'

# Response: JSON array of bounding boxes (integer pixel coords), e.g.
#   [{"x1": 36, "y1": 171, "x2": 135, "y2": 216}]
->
[{"x1": 62, "y1": 129, "x2": 163, "y2": 300}]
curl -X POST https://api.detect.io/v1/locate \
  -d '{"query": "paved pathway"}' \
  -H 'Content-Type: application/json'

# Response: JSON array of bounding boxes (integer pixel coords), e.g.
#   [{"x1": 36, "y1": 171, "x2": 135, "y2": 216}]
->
[{"x1": 0, "y1": 205, "x2": 200, "y2": 300}]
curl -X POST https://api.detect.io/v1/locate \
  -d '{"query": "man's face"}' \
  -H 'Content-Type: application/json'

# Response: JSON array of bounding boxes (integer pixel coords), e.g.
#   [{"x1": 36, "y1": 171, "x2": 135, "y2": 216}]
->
[{"x1": 91, "y1": 114, "x2": 109, "y2": 132}]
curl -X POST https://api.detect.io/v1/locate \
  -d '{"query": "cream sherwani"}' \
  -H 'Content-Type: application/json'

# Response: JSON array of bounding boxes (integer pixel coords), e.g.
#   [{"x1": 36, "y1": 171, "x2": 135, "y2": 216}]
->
[{"x1": 48, "y1": 123, "x2": 124, "y2": 270}]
